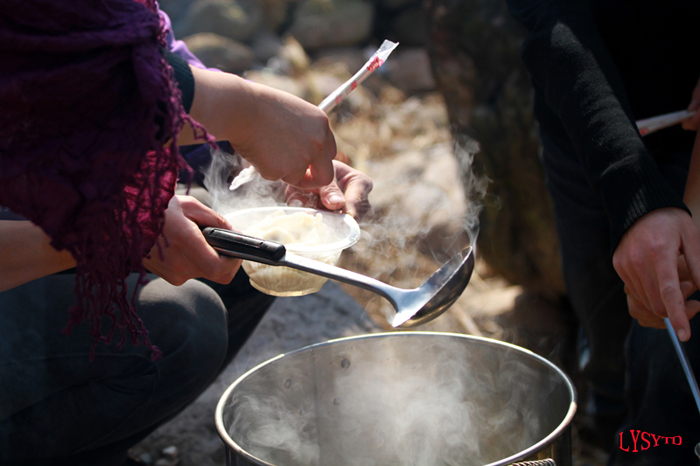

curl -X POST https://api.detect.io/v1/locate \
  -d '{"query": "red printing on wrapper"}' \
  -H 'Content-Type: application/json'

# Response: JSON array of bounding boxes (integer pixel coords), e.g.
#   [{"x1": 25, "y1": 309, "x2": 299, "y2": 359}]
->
[{"x1": 366, "y1": 57, "x2": 384, "y2": 72}]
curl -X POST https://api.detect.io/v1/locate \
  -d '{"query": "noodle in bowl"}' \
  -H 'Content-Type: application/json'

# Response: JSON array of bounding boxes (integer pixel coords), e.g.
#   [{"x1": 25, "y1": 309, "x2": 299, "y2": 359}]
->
[{"x1": 224, "y1": 206, "x2": 360, "y2": 296}]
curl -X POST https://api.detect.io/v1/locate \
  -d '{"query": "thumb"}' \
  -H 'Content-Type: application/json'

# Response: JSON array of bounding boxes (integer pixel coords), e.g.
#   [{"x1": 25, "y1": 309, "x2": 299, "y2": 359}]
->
[
  {"x1": 318, "y1": 180, "x2": 345, "y2": 211},
  {"x1": 179, "y1": 196, "x2": 233, "y2": 229}
]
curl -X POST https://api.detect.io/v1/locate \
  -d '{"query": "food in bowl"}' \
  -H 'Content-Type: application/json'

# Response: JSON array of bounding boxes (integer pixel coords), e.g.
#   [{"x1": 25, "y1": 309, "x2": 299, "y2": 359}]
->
[
  {"x1": 224, "y1": 207, "x2": 360, "y2": 297},
  {"x1": 244, "y1": 210, "x2": 329, "y2": 247}
]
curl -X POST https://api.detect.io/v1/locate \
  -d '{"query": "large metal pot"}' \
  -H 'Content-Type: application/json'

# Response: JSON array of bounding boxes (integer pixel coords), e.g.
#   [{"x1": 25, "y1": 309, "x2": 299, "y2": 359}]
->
[{"x1": 216, "y1": 332, "x2": 576, "y2": 466}]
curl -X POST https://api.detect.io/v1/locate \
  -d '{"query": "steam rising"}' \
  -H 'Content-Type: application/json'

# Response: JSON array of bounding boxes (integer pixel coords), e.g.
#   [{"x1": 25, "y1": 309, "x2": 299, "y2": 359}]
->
[
  {"x1": 204, "y1": 119, "x2": 566, "y2": 466},
  {"x1": 454, "y1": 135, "x2": 488, "y2": 251},
  {"x1": 222, "y1": 335, "x2": 568, "y2": 466},
  {"x1": 203, "y1": 148, "x2": 289, "y2": 217}
]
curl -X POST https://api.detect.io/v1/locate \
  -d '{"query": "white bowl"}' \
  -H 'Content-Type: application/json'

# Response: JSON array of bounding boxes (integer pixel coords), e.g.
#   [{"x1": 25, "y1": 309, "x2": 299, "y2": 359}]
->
[{"x1": 224, "y1": 206, "x2": 360, "y2": 297}]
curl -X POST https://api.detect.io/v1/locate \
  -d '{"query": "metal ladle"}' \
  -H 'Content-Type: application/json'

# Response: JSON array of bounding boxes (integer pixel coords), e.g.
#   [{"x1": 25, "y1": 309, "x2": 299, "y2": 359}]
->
[
  {"x1": 663, "y1": 318, "x2": 700, "y2": 459},
  {"x1": 203, "y1": 227, "x2": 475, "y2": 328}
]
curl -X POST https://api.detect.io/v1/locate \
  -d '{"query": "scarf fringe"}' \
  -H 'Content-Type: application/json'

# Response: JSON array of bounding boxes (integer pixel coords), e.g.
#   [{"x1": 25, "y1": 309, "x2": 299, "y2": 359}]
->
[{"x1": 1, "y1": 0, "x2": 215, "y2": 361}]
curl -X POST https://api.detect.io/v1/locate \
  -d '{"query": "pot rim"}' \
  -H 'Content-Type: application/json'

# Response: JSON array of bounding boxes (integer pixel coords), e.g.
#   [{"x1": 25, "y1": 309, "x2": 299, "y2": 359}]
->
[{"x1": 215, "y1": 331, "x2": 578, "y2": 466}]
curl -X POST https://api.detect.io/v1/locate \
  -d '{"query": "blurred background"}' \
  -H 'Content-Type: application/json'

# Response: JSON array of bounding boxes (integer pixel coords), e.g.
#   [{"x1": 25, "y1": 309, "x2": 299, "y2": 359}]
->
[{"x1": 130, "y1": 0, "x2": 604, "y2": 464}]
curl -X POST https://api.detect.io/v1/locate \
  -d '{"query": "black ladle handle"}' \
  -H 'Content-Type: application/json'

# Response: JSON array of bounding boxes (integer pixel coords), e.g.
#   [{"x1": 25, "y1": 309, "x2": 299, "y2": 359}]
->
[{"x1": 202, "y1": 227, "x2": 286, "y2": 265}]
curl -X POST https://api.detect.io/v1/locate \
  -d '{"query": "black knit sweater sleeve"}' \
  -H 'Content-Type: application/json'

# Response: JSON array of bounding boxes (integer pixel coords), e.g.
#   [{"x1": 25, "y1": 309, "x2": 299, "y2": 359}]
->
[
  {"x1": 164, "y1": 49, "x2": 195, "y2": 113},
  {"x1": 505, "y1": 0, "x2": 689, "y2": 252}
]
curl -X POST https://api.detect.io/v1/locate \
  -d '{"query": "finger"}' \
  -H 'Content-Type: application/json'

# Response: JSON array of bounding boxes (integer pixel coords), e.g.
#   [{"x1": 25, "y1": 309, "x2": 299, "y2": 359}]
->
[
  {"x1": 681, "y1": 280, "x2": 698, "y2": 300},
  {"x1": 678, "y1": 255, "x2": 691, "y2": 282},
  {"x1": 281, "y1": 167, "x2": 309, "y2": 187},
  {"x1": 682, "y1": 111, "x2": 700, "y2": 131},
  {"x1": 637, "y1": 315, "x2": 667, "y2": 329},
  {"x1": 318, "y1": 179, "x2": 346, "y2": 211},
  {"x1": 295, "y1": 130, "x2": 337, "y2": 189},
  {"x1": 144, "y1": 244, "x2": 199, "y2": 286},
  {"x1": 624, "y1": 286, "x2": 651, "y2": 318},
  {"x1": 163, "y1": 201, "x2": 235, "y2": 276},
  {"x1": 620, "y1": 264, "x2": 656, "y2": 319},
  {"x1": 656, "y1": 263, "x2": 691, "y2": 341},
  {"x1": 679, "y1": 282, "x2": 700, "y2": 325},
  {"x1": 615, "y1": 250, "x2": 652, "y2": 311},
  {"x1": 643, "y1": 318, "x2": 667, "y2": 329},
  {"x1": 183, "y1": 229, "x2": 241, "y2": 281},
  {"x1": 687, "y1": 299, "x2": 700, "y2": 322},
  {"x1": 180, "y1": 197, "x2": 232, "y2": 229},
  {"x1": 180, "y1": 206, "x2": 242, "y2": 281},
  {"x1": 338, "y1": 176, "x2": 373, "y2": 220},
  {"x1": 683, "y1": 78, "x2": 700, "y2": 130},
  {"x1": 628, "y1": 241, "x2": 673, "y2": 319},
  {"x1": 682, "y1": 226, "x2": 700, "y2": 293},
  {"x1": 205, "y1": 258, "x2": 241, "y2": 284},
  {"x1": 680, "y1": 227, "x2": 700, "y2": 339},
  {"x1": 294, "y1": 156, "x2": 335, "y2": 189},
  {"x1": 627, "y1": 293, "x2": 665, "y2": 329},
  {"x1": 326, "y1": 129, "x2": 337, "y2": 160}
]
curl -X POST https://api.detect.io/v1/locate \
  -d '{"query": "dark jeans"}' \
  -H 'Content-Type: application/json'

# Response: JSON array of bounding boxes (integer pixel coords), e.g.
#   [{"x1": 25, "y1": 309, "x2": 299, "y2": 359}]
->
[
  {"x1": 610, "y1": 319, "x2": 700, "y2": 465},
  {"x1": 535, "y1": 94, "x2": 700, "y2": 463},
  {"x1": 0, "y1": 270, "x2": 275, "y2": 466},
  {"x1": 539, "y1": 105, "x2": 633, "y2": 417}
]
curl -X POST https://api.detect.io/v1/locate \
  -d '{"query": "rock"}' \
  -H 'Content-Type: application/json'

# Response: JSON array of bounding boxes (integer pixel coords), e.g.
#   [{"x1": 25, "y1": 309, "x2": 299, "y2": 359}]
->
[
  {"x1": 249, "y1": 28, "x2": 284, "y2": 63},
  {"x1": 389, "y1": 5, "x2": 428, "y2": 46},
  {"x1": 426, "y1": 0, "x2": 566, "y2": 299},
  {"x1": 258, "y1": 0, "x2": 296, "y2": 31},
  {"x1": 384, "y1": 47, "x2": 436, "y2": 93},
  {"x1": 277, "y1": 35, "x2": 311, "y2": 75},
  {"x1": 154, "y1": 459, "x2": 177, "y2": 466},
  {"x1": 183, "y1": 33, "x2": 255, "y2": 74},
  {"x1": 289, "y1": 0, "x2": 375, "y2": 49},
  {"x1": 304, "y1": 70, "x2": 349, "y2": 106},
  {"x1": 175, "y1": 0, "x2": 262, "y2": 44},
  {"x1": 158, "y1": 0, "x2": 195, "y2": 23},
  {"x1": 312, "y1": 47, "x2": 369, "y2": 76},
  {"x1": 375, "y1": 0, "x2": 419, "y2": 12},
  {"x1": 364, "y1": 143, "x2": 467, "y2": 257},
  {"x1": 161, "y1": 445, "x2": 179, "y2": 460},
  {"x1": 244, "y1": 69, "x2": 309, "y2": 100}
]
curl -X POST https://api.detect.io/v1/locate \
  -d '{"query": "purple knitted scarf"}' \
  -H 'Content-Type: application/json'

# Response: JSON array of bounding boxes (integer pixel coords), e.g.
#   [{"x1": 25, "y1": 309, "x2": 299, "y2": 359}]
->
[{"x1": 0, "y1": 0, "x2": 210, "y2": 359}]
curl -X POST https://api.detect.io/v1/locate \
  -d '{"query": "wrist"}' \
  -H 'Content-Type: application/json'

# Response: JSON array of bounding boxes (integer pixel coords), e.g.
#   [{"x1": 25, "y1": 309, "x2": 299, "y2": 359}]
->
[{"x1": 185, "y1": 67, "x2": 253, "y2": 145}]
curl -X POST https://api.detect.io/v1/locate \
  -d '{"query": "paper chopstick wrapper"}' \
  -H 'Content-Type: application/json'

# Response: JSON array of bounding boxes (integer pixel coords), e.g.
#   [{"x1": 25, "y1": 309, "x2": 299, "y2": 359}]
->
[
  {"x1": 318, "y1": 39, "x2": 398, "y2": 113},
  {"x1": 230, "y1": 40, "x2": 399, "y2": 191},
  {"x1": 636, "y1": 110, "x2": 696, "y2": 136}
]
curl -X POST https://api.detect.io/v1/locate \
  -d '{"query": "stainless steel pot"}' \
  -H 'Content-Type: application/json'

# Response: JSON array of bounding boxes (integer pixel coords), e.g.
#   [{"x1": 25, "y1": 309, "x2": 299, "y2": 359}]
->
[{"x1": 216, "y1": 332, "x2": 577, "y2": 466}]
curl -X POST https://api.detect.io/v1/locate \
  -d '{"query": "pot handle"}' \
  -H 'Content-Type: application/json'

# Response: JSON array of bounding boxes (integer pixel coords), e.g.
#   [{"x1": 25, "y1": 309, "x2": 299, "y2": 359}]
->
[{"x1": 508, "y1": 460, "x2": 556, "y2": 466}]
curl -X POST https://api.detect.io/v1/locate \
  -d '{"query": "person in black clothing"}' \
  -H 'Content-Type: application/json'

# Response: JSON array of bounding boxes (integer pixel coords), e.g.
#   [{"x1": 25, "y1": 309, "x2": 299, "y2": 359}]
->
[{"x1": 505, "y1": 0, "x2": 700, "y2": 464}]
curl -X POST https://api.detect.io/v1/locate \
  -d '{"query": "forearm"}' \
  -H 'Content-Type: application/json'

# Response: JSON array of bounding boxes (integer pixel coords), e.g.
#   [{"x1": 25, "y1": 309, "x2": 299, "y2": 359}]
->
[
  {"x1": 177, "y1": 66, "x2": 255, "y2": 146},
  {"x1": 177, "y1": 65, "x2": 335, "y2": 187},
  {"x1": 507, "y1": 0, "x2": 687, "y2": 250},
  {"x1": 0, "y1": 221, "x2": 76, "y2": 292}
]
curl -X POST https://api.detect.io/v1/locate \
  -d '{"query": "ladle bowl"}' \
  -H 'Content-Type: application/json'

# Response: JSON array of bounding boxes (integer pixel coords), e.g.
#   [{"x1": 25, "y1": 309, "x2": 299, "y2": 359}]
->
[{"x1": 203, "y1": 228, "x2": 474, "y2": 328}]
